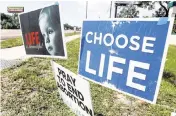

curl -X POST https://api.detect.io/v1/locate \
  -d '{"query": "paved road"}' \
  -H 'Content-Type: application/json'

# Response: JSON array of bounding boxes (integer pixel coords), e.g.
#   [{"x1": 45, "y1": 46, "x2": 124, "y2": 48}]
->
[
  {"x1": 1, "y1": 29, "x2": 80, "y2": 41},
  {"x1": 0, "y1": 34, "x2": 80, "y2": 70},
  {"x1": 1, "y1": 29, "x2": 175, "y2": 45},
  {"x1": 1, "y1": 29, "x2": 22, "y2": 41}
]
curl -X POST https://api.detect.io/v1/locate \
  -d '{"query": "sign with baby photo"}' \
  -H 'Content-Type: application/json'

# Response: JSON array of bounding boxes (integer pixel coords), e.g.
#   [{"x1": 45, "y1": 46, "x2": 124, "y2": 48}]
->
[{"x1": 19, "y1": 3, "x2": 67, "y2": 58}]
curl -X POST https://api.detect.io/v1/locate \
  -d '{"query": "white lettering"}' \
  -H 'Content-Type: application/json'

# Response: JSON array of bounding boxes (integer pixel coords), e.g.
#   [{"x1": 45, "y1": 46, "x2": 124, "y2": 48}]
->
[
  {"x1": 103, "y1": 33, "x2": 114, "y2": 46},
  {"x1": 129, "y1": 36, "x2": 140, "y2": 51},
  {"x1": 142, "y1": 37, "x2": 156, "y2": 54},
  {"x1": 98, "y1": 54, "x2": 105, "y2": 77},
  {"x1": 126, "y1": 60, "x2": 150, "y2": 91},
  {"x1": 115, "y1": 34, "x2": 128, "y2": 49},
  {"x1": 94, "y1": 32, "x2": 102, "y2": 45},
  {"x1": 86, "y1": 31, "x2": 93, "y2": 43},
  {"x1": 85, "y1": 50, "x2": 96, "y2": 75},
  {"x1": 107, "y1": 56, "x2": 126, "y2": 80}
]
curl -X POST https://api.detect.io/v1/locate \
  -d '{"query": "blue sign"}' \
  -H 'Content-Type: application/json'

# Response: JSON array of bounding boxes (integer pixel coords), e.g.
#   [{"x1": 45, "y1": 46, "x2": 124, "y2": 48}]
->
[{"x1": 78, "y1": 19, "x2": 172, "y2": 103}]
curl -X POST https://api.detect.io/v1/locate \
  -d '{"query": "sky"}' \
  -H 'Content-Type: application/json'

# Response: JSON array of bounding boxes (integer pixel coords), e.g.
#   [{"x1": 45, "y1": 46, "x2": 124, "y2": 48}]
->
[{"x1": 0, "y1": 1, "x2": 161, "y2": 27}]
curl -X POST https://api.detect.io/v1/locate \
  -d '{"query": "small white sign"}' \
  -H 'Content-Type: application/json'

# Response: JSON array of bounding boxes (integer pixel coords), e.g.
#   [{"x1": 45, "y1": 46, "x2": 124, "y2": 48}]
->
[{"x1": 51, "y1": 61, "x2": 94, "y2": 116}]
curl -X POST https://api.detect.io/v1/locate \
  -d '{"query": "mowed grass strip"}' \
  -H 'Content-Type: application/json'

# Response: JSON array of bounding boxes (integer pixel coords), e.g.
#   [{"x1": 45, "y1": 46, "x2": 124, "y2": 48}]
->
[
  {"x1": 164, "y1": 45, "x2": 176, "y2": 75},
  {"x1": 65, "y1": 32, "x2": 80, "y2": 37},
  {"x1": 1, "y1": 39, "x2": 176, "y2": 116},
  {"x1": 0, "y1": 32, "x2": 80, "y2": 49},
  {"x1": 0, "y1": 37, "x2": 23, "y2": 49}
]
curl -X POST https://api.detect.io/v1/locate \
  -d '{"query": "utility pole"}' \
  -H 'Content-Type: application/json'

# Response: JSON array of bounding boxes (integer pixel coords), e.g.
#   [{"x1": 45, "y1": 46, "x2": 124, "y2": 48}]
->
[
  {"x1": 86, "y1": 1, "x2": 88, "y2": 19},
  {"x1": 109, "y1": 1, "x2": 112, "y2": 18},
  {"x1": 114, "y1": 3, "x2": 118, "y2": 18}
]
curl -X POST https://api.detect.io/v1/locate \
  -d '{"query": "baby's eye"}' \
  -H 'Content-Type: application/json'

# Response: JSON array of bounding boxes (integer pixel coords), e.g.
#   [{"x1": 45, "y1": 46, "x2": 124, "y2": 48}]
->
[{"x1": 48, "y1": 29, "x2": 54, "y2": 34}]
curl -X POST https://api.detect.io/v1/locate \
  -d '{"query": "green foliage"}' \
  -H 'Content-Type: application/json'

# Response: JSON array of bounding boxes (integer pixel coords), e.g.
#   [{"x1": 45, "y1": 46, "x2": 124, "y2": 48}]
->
[
  {"x1": 116, "y1": 1, "x2": 176, "y2": 34},
  {"x1": 117, "y1": 4, "x2": 139, "y2": 18},
  {"x1": 64, "y1": 23, "x2": 74, "y2": 30},
  {"x1": 1, "y1": 13, "x2": 20, "y2": 29},
  {"x1": 152, "y1": 1, "x2": 170, "y2": 17},
  {"x1": 116, "y1": 1, "x2": 170, "y2": 18},
  {"x1": 64, "y1": 24, "x2": 80, "y2": 31}
]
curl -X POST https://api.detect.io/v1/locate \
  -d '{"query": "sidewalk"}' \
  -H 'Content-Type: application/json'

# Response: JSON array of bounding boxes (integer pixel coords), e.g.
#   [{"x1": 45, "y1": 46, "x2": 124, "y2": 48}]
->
[{"x1": 0, "y1": 34, "x2": 80, "y2": 70}]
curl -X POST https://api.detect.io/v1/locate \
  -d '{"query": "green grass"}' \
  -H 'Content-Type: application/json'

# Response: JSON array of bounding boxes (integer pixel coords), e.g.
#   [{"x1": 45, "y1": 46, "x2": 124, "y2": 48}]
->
[
  {"x1": 0, "y1": 32, "x2": 80, "y2": 49},
  {"x1": 164, "y1": 46, "x2": 176, "y2": 75},
  {"x1": 1, "y1": 39, "x2": 176, "y2": 116},
  {"x1": 65, "y1": 32, "x2": 80, "y2": 37},
  {"x1": 0, "y1": 37, "x2": 23, "y2": 49}
]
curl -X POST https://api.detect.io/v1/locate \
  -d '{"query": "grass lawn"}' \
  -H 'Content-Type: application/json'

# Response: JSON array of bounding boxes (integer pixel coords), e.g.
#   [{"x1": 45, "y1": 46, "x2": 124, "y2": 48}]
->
[
  {"x1": 0, "y1": 32, "x2": 80, "y2": 49},
  {"x1": 1, "y1": 39, "x2": 176, "y2": 116},
  {"x1": 164, "y1": 45, "x2": 176, "y2": 75},
  {"x1": 65, "y1": 32, "x2": 80, "y2": 37},
  {"x1": 0, "y1": 37, "x2": 23, "y2": 49}
]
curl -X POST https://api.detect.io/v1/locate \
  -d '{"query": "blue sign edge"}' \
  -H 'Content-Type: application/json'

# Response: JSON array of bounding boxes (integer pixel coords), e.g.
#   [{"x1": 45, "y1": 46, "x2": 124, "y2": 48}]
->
[{"x1": 77, "y1": 18, "x2": 175, "y2": 104}]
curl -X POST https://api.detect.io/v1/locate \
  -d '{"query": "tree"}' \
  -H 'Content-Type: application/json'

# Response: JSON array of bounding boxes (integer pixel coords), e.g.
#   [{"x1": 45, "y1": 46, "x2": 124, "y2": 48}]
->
[
  {"x1": 64, "y1": 23, "x2": 73, "y2": 30},
  {"x1": 115, "y1": 1, "x2": 172, "y2": 18},
  {"x1": 117, "y1": 4, "x2": 139, "y2": 18},
  {"x1": 115, "y1": 1, "x2": 154, "y2": 18},
  {"x1": 115, "y1": 1, "x2": 176, "y2": 34},
  {"x1": 153, "y1": 1, "x2": 170, "y2": 17},
  {"x1": 11, "y1": 13, "x2": 20, "y2": 29},
  {"x1": 1, "y1": 13, "x2": 20, "y2": 29}
]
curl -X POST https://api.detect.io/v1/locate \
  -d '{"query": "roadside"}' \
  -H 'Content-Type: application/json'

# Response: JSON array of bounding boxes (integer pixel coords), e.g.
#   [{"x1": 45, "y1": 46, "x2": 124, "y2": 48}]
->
[
  {"x1": 0, "y1": 29, "x2": 80, "y2": 41},
  {"x1": 1, "y1": 29, "x2": 22, "y2": 41},
  {"x1": 0, "y1": 31, "x2": 80, "y2": 49},
  {"x1": 1, "y1": 39, "x2": 176, "y2": 116},
  {"x1": 0, "y1": 37, "x2": 23, "y2": 49},
  {"x1": 0, "y1": 34, "x2": 80, "y2": 70}
]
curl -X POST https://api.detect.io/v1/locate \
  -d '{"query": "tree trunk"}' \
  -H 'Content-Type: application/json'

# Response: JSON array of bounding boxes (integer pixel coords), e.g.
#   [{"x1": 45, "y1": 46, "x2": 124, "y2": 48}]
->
[{"x1": 159, "y1": 1, "x2": 169, "y2": 17}]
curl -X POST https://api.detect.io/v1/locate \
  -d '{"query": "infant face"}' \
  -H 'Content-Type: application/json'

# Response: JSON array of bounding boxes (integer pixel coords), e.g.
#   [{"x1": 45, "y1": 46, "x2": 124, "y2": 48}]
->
[{"x1": 39, "y1": 13, "x2": 60, "y2": 55}]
